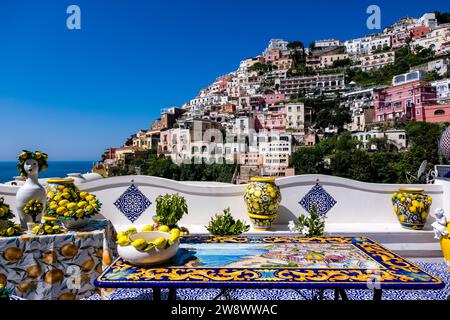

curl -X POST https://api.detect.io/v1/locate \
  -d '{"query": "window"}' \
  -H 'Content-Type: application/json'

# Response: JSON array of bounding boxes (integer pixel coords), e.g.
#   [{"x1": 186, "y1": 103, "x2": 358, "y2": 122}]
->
[
  {"x1": 434, "y1": 109, "x2": 445, "y2": 116},
  {"x1": 417, "y1": 98, "x2": 421, "y2": 104},
  {"x1": 416, "y1": 109, "x2": 421, "y2": 115}
]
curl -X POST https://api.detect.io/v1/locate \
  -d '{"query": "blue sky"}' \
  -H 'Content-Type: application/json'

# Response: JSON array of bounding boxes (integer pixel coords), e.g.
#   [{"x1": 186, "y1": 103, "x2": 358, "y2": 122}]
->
[{"x1": 0, "y1": 0, "x2": 448, "y2": 161}]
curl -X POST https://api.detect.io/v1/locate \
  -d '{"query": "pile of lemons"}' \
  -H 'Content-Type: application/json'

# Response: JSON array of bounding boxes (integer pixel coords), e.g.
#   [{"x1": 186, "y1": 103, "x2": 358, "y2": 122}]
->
[
  {"x1": 116, "y1": 225, "x2": 185, "y2": 251},
  {"x1": 0, "y1": 222, "x2": 21, "y2": 237},
  {"x1": 31, "y1": 217, "x2": 62, "y2": 235},
  {"x1": 0, "y1": 197, "x2": 13, "y2": 220},
  {"x1": 46, "y1": 189, "x2": 101, "y2": 220},
  {"x1": 23, "y1": 199, "x2": 43, "y2": 218}
]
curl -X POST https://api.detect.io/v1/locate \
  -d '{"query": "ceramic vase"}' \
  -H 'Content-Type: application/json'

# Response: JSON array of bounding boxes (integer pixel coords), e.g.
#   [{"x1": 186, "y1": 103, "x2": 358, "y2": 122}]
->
[
  {"x1": 15, "y1": 160, "x2": 46, "y2": 228},
  {"x1": 391, "y1": 188, "x2": 432, "y2": 230},
  {"x1": 46, "y1": 178, "x2": 89, "y2": 230},
  {"x1": 244, "y1": 177, "x2": 281, "y2": 231},
  {"x1": 440, "y1": 224, "x2": 450, "y2": 269}
]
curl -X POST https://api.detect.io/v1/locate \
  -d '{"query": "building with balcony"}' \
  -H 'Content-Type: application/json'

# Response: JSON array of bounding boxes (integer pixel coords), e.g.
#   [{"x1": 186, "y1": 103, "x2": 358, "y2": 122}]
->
[
  {"x1": 351, "y1": 129, "x2": 407, "y2": 151},
  {"x1": 358, "y1": 50, "x2": 395, "y2": 71},
  {"x1": 431, "y1": 79, "x2": 450, "y2": 103},
  {"x1": 373, "y1": 80, "x2": 437, "y2": 123},
  {"x1": 344, "y1": 36, "x2": 372, "y2": 56},
  {"x1": 280, "y1": 74, "x2": 345, "y2": 98}
]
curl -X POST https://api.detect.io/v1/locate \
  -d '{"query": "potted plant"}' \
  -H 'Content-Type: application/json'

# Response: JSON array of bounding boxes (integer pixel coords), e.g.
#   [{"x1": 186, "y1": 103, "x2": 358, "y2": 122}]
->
[
  {"x1": 206, "y1": 207, "x2": 250, "y2": 236},
  {"x1": 288, "y1": 205, "x2": 325, "y2": 237},
  {"x1": 0, "y1": 221, "x2": 22, "y2": 237},
  {"x1": 45, "y1": 180, "x2": 102, "y2": 230},
  {"x1": 0, "y1": 197, "x2": 14, "y2": 230},
  {"x1": 153, "y1": 193, "x2": 188, "y2": 228},
  {"x1": 23, "y1": 199, "x2": 43, "y2": 232}
]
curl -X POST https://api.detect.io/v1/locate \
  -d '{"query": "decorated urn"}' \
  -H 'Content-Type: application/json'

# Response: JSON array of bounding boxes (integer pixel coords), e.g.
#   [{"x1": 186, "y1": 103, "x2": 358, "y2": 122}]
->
[
  {"x1": 439, "y1": 126, "x2": 450, "y2": 161},
  {"x1": 244, "y1": 177, "x2": 281, "y2": 231},
  {"x1": 15, "y1": 150, "x2": 48, "y2": 228},
  {"x1": 391, "y1": 188, "x2": 432, "y2": 230}
]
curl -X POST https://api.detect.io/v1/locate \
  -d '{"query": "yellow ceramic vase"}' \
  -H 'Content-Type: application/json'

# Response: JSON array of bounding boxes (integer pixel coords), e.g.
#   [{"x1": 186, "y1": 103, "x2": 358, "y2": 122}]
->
[{"x1": 440, "y1": 224, "x2": 450, "y2": 269}]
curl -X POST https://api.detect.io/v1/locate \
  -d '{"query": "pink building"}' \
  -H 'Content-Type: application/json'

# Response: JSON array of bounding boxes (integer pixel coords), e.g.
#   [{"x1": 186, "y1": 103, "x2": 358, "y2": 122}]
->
[
  {"x1": 264, "y1": 93, "x2": 285, "y2": 106},
  {"x1": 423, "y1": 104, "x2": 450, "y2": 123},
  {"x1": 410, "y1": 26, "x2": 431, "y2": 39},
  {"x1": 264, "y1": 49, "x2": 282, "y2": 63},
  {"x1": 374, "y1": 80, "x2": 437, "y2": 123}
]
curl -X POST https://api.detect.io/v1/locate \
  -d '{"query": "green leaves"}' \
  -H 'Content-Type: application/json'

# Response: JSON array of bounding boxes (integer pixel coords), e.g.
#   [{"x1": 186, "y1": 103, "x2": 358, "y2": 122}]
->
[
  {"x1": 155, "y1": 193, "x2": 188, "y2": 227},
  {"x1": 206, "y1": 207, "x2": 250, "y2": 236},
  {"x1": 295, "y1": 205, "x2": 325, "y2": 237}
]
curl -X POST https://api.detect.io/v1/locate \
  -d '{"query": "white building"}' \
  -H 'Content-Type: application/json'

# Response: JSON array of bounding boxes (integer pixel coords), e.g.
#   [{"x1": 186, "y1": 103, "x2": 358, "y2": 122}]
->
[
  {"x1": 358, "y1": 51, "x2": 395, "y2": 71},
  {"x1": 431, "y1": 78, "x2": 450, "y2": 102},
  {"x1": 285, "y1": 102, "x2": 311, "y2": 131},
  {"x1": 351, "y1": 129, "x2": 407, "y2": 151},
  {"x1": 369, "y1": 34, "x2": 391, "y2": 51},
  {"x1": 314, "y1": 39, "x2": 342, "y2": 48},
  {"x1": 410, "y1": 24, "x2": 450, "y2": 54},
  {"x1": 344, "y1": 36, "x2": 372, "y2": 57},
  {"x1": 263, "y1": 39, "x2": 289, "y2": 56}
]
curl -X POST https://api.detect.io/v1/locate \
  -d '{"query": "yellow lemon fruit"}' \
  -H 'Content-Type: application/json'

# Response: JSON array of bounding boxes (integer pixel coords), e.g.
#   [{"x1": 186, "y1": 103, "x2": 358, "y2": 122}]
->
[
  {"x1": 32, "y1": 226, "x2": 40, "y2": 234},
  {"x1": 44, "y1": 225, "x2": 53, "y2": 234},
  {"x1": 58, "y1": 200, "x2": 69, "y2": 207},
  {"x1": 76, "y1": 211, "x2": 84, "y2": 218},
  {"x1": 85, "y1": 195, "x2": 95, "y2": 202},
  {"x1": 76, "y1": 209, "x2": 84, "y2": 215},
  {"x1": 56, "y1": 207, "x2": 66, "y2": 214},
  {"x1": 53, "y1": 195, "x2": 62, "y2": 202},
  {"x1": 117, "y1": 236, "x2": 130, "y2": 246},
  {"x1": 77, "y1": 201, "x2": 87, "y2": 208},
  {"x1": 131, "y1": 238, "x2": 147, "y2": 250},
  {"x1": 152, "y1": 237, "x2": 167, "y2": 250},
  {"x1": 158, "y1": 225, "x2": 170, "y2": 233},
  {"x1": 64, "y1": 212, "x2": 71, "y2": 217},
  {"x1": 6, "y1": 227, "x2": 15, "y2": 236},
  {"x1": 47, "y1": 192, "x2": 55, "y2": 199},
  {"x1": 142, "y1": 225, "x2": 154, "y2": 232},
  {"x1": 67, "y1": 203, "x2": 77, "y2": 211},
  {"x1": 52, "y1": 226, "x2": 60, "y2": 232},
  {"x1": 62, "y1": 192, "x2": 71, "y2": 200},
  {"x1": 79, "y1": 192, "x2": 88, "y2": 199},
  {"x1": 126, "y1": 227, "x2": 137, "y2": 234},
  {"x1": 86, "y1": 205, "x2": 94, "y2": 213}
]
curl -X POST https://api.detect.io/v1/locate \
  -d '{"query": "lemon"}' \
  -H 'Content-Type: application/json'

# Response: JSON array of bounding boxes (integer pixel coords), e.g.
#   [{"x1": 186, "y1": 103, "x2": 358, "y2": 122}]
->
[
  {"x1": 32, "y1": 226, "x2": 40, "y2": 234},
  {"x1": 56, "y1": 207, "x2": 66, "y2": 214},
  {"x1": 86, "y1": 195, "x2": 95, "y2": 202},
  {"x1": 152, "y1": 237, "x2": 167, "y2": 250},
  {"x1": 158, "y1": 225, "x2": 170, "y2": 233},
  {"x1": 86, "y1": 205, "x2": 94, "y2": 213},
  {"x1": 54, "y1": 195, "x2": 62, "y2": 202},
  {"x1": 67, "y1": 203, "x2": 77, "y2": 211},
  {"x1": 6, "y1": 227, "x2": 15, "y2": 236},
  {"x1": 44, "y1": 225, "x2": 53, "y2": 234},
  {"x1": 47, "y1": 192, "x2": 55, "y2": 199},
  {"x1": 77, "y1": 201, "x2": 87, "y2": 208},
  {"x1": 64, "y1": 212, "x2": 72, "y2": 217},
  {"x1": 62, "y1": 192, "x2": 71, "y2": 199},
  {"x1": 52, "y1": 226, "x2": 60, "y2": 232},
  {"x1": 76, "y1": 211, "x2": 84, "y2": 218},
  {"x1": 126, "y1": 227, "x2": 137, "y2": 234},
  {"x1": 170, "y1": 228, "x2": 180, "y2": 241},
  {"x1": 79, "y1": 192, "x2": 88, "y2": 199},
  {"x1": 131, "y1": 238, "x2": 147, "y2": 250},
  {"x1": 142, "y1": 225, "x2": 154, "y2": 232},
  {"x1": 117, "y1": 236, "x2": 130, "y2": 246},
  {"x1": 76, "y1": 209, "x2": 84, "y2": 215},
  {"x1": 58, "y1": 199, "x2": 69, "y2": 207}
]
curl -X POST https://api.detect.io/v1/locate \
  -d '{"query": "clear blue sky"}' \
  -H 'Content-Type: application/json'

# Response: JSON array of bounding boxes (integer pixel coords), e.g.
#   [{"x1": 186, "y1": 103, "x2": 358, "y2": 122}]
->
[{"x1": 0, "y1": 0, "x2": 448, "y2": 161}]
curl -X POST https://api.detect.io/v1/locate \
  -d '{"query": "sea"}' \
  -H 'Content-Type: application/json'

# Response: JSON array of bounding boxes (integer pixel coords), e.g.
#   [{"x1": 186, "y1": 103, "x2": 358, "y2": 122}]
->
[{"x1": 0, "y1": 161, "x2": 94, "y2": 183}]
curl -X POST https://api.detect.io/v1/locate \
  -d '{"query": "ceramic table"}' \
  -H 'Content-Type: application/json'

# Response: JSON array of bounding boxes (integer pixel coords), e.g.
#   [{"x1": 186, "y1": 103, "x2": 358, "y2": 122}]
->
[
  {"x1": 0, "y1": 220, "x2": 116, "y2": 300},
  {"x1": 95, "y1": 236, "x2": 444, "y2": 300}
]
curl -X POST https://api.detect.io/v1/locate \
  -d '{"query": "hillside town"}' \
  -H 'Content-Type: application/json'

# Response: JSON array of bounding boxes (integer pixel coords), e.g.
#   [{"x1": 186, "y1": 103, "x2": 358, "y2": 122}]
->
[{"x1": 94, "y1": 12, "x2": 450, "y2": 183}]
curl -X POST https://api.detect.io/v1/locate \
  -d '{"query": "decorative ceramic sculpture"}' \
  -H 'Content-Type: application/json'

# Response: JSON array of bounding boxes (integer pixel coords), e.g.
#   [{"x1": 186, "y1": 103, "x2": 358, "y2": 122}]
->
[
  {"x1": 244, "y1": 177, "x2": 281, "y2": 231},
  {"x1": 439, "y1": 126, "x2": 450, "y2": 161},
  {"x1": 391, "y1": 188, "x2": 432, "y2": 230},
  {"x1": 432, "y1": 208, "x2": 450, "y2": 269},
  {"x1": 15, "y1": 151, "x2": 48, "y2": 228}
]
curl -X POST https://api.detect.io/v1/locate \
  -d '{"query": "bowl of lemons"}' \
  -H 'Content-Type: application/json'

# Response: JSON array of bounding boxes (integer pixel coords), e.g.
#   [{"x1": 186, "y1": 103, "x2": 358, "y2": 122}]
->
[{"x1": 116, "y1": 226, "x2": 183, "y2": 266}]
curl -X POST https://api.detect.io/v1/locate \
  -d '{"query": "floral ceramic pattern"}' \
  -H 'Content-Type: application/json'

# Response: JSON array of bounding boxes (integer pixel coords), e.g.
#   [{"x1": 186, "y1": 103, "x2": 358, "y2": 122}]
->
[
  {"x1": 299, "y1": 183, "x2": 336, "y2": 217},
  {"x1": 114, "y1": 184, "x2": 152, "y2": 223},
  {"x1": 95, "y1": 236, "x2": 443, "y2": 290},
  {"x1": 0, "y1": 220, "x2": 116, "y2": 300},
  {"x1": 391, "y1": 190, "x2": 432, "y2": 230}
]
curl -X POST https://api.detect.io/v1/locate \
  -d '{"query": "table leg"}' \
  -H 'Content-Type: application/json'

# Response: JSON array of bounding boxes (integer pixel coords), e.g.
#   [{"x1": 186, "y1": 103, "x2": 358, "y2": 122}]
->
[
  {"x1": 153, "y1": 288, "x2": 161, "y2": 301},
  {"x1": 168, "y1": 288, "x2": 177, "y2": 301},
  {"x1": 334, "y1": 288, "x2": 348, "y2": 300},
  {"x1": 373, "y1": 289, "x2": 382, "y2": 301}
]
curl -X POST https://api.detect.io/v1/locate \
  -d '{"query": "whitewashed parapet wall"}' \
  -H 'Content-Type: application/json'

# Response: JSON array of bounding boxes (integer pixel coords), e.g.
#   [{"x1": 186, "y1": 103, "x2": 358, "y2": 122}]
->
[{"x1": 1, "y1": 174, "x2": 448, "y2": 257}]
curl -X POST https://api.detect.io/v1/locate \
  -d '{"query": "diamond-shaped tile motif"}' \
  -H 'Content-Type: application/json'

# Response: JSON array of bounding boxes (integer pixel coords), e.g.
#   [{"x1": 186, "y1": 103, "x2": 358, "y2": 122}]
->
[
  {"x1": 114, "y1": 184, "x2": 151, "y2": 222},
  {"x1": 299, "y1": 183, "x2": 336, "y2": 217}
]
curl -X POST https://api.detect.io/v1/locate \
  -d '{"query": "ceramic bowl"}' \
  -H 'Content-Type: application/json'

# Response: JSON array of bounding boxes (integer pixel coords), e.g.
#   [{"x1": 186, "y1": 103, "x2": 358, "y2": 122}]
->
[
  {"x1": 61, "y1": 218, "x2": 89, "y2": 230},
  {"x1": 118, "y1": 231, "x2": 179, "y2": 266}
]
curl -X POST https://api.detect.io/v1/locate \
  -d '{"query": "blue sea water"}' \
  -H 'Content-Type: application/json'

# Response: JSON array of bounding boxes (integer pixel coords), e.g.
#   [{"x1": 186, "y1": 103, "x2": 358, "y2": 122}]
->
[
  {"x1": 176, "y1": 243, "x2": 268, "y2": 267},
  {"x1": 0, "y1": 161, "x2": 94, "y2": 183}
]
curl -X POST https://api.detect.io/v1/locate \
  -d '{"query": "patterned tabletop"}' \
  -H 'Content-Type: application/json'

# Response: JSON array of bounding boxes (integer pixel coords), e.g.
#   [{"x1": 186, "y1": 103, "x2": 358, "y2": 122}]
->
[{"x1": 95, "y1": 236, "x2": 444, "y2": 290}]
